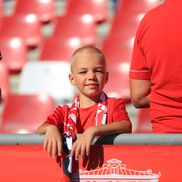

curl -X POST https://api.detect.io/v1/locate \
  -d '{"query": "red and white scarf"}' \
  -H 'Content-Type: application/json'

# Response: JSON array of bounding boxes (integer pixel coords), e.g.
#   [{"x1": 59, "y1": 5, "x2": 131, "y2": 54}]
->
[{"x1": 62, "y1": 92, "x2": 108, "y2": 179}]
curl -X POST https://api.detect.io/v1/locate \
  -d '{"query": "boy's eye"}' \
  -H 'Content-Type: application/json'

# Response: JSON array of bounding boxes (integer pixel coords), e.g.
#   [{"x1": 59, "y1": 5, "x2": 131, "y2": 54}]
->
[
  {"x1": 79, "y1": 71, "x2": 86, "y2": 74},
  {"x1": 96, "y1": 70, "x2": 103, "y2": 73}
]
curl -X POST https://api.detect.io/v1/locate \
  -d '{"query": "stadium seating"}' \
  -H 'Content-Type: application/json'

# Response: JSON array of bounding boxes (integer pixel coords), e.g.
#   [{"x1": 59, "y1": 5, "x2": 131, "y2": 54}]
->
[
  {"x1": 0, "y1": 14, "x2": 42, "y2": 48},
  {"x1": 0, "y1": 93, "x2": 55, "y2": 133},
  {"x1": 0, "y1": 62, "x2": 9, "y2": 102},
  {"x1": 0, "y1": 0, "x2": 3, "y2": 21},
  {"x1": 39, "y1": 36, "x2": 83, "y2": 61},
  {"x1": 18, "y1": 61, "x2": 76, "y2": 104},
  {"x1": 104, "y1": 62, "x2": 130, "y2": 102},
  {"x1": 101, "y1": 36, "x2": 134, "y2": 66},
  {"x1": 116, "y1": 0, "x2": 161, "y2": 16},
  {"x1": 134, "y1": 108, "x2": 152, "y2": 133},
  {"x1": 108, "y1": 12, "x2": 141, "y2": 39},
  {"x1": 14, "y1": 0, "x2": 56, "y2": 23},
  {"x1": 0, "y1": 37, "x2": 27, "y2": 74},
  {"x1": 52, "y1": 14, "x2": 97, "y2": 46},
  {"x1": 66, "y1": 0, "x2": 108, "y2": 23}
]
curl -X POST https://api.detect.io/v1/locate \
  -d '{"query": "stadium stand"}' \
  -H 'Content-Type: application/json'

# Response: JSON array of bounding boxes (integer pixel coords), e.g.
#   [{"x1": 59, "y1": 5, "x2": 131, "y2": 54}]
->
[
  {"x1": 0, "y1": 37, "x2": 27, "y2": 74},
  {"x1": 52, "y1": 14, "x2": 97, "y2": 46},
  {"x1": 116, "y1": 0, "x2": 161, "y2": 16},
  {"x1": 13, "y1": 0, "x2": 56, "y2": 23},
  {"x1": 0, "y1": 0, "x2": 164, "y2": 133},
  {"x1": 0, "y1": 93, "x2": 55, "y2": 133},
  {"x1": 0, "y1": 14, "x2": 42, "y2": 48},
  {"x1": 0, "y1": 0, "x2": 3, "y2": 20},
  {"x1": 39, "y1": 36, "x2": 83, "y2": 61},
  {"x1": 0, "y1": 62, "x2": 9, "y2": 102},
  {"x1": 66, "y1": 0, "x2": 108, "y2": 23}
]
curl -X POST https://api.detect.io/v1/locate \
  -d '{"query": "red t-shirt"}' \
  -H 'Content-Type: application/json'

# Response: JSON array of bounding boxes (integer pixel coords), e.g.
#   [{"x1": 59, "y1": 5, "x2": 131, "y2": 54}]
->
[
  {"x1": 129, "y1": 0, "x2": 182, "y2": 133},
  {"x1": 45, "y1": 98, "x2": 130, "y2": 133}
]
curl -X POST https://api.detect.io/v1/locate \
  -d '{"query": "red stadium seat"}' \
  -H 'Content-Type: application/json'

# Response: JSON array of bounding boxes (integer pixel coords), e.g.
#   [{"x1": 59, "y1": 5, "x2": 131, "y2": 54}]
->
[
  {"x1": 0, "y1": 14, "x2": 42, "y2": 48},
  {"x1": 108, "y1": 12, "x2": 140, "y2": 39},
  {"x1": 116, "y1": 0, "x2": 161, "y2": 17},
  {"x1": 101, "y1": 37, "x2": 133, "y2": 101},
  {"x1": 14, "y1": 0, "x2": 56, "y2": 23},
  {"x1": 0, "y1": 94, "x2": 55, "y2": 133},
  {"x1": 104, "y1": 62, "x2": 130, "y2": 102},
  {"x1": 0, "y1": 37, "x2": 27, "y2": 74},
  {"x1": 66, "y1": 0, "x2": 108, "y2": 23},
  {"x1": 101, "y1": 36, "x2": 134, "y2": 66},
  {"x1": 39, "y1": 36, "x2": 83, "y2": 61},
  {"x1": 52, "y1": 14, "x2": 97, "y2": 46},
  {"x1": 0, "y1": 0, "x2": 3, "y2": 21},
  {"x1": 0, "y1": 62, "x2": 9, "y2": 102},
  {"x1": 134, "y1": 108, "x2": 152, "y2": 133}
]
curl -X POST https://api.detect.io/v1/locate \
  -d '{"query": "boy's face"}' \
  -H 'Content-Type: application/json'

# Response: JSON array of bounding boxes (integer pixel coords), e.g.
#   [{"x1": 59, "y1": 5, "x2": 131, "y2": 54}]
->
[{"x1": 69, "y1": 51, "x2": 108, "y2": 99}]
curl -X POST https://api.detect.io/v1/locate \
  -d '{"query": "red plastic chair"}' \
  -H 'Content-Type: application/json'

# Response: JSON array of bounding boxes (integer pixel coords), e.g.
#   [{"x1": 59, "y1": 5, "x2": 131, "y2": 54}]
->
[
  {"x1": 0, "y1": 93, "x2": 55, "y2": 133},
  {"x1": 0, "y1": 37, "x2": 27, "y2": 74},
  {"x1": 66, "y1": 0, "x2": 108, "y2": 23},
  {"x1": 101, "y1": 37, "x2": 133, "y2": 102},
  {"x1": 0, "y1": 14, "x2": 42, "y2": 48},
  {"x1": 104, "y1": 61, "x2": 130, "y2": 102},
  {"x1": 0, "y1": 0, "x2": 3, "y2": 21},
  {"x1": 39, "y1": 36, "x2": 83, "y2": 61},
  {"x1": 0, "y1": 62, "x2": 9, "y2": 102},
  {"x1": 108, "y1": 12, "x2": 140, "y2": 39},
  {"x1": 116, "y1": 0, "x2": 161, "y2": 16},
  {"x1": 134, "y1": 108, "x2": 152, "y2": 133},
  {"x1": 52, "y1": 14, "x2": 97, "y2": 46},
  {"x1": 14, "y1": 0, "x2": 56, "y2": 23},
  {"x1": 101, "y1": 36, "x2": 134, "y2": 66}
]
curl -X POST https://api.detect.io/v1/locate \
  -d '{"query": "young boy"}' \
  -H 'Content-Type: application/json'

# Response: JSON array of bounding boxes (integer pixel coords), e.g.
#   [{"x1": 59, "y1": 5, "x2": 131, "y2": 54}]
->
[{"x1": 36, "y1": 46, "x2": 131, "y2": 169}]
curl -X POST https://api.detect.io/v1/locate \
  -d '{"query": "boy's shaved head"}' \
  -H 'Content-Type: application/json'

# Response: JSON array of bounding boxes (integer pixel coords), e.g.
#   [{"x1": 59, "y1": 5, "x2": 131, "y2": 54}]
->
[{"x1": 70, "y1": 46, "x2": 106, "y2": 73}]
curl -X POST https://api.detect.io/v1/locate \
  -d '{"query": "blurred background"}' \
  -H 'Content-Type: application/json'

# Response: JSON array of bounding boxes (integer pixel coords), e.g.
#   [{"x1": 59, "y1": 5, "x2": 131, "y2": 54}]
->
[{"x1": 0, "y1": 0, "x2": 164, "y2": 134}]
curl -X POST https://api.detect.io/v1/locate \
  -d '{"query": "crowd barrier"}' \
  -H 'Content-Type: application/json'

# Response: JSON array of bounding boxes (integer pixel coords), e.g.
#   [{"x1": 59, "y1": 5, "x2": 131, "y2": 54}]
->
[{"x1": 0, "y1": 134, "x2": 182, "y2": 182}]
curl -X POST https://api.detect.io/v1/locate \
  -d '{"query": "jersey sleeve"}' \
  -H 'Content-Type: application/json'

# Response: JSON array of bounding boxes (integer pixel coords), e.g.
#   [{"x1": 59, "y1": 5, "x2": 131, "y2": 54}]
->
[
  {"x1": 109, "y1": 98, "x2": 131, "y2": 123},
  {"x1": 44, "y1": 105, "x2": 65, "y2": 132},
  {"x1": 129, "y1": 18, "x2": 150, "y2": 80}
]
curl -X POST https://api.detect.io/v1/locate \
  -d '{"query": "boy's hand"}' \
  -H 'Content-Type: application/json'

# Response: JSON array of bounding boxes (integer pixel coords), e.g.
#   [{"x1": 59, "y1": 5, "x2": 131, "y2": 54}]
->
[
  {"x1": 71, "y1": 126, "x2": 97, "y2": 160},
  {"x1": 44, "y1": 125, "x2": 62, "y2": 159}
]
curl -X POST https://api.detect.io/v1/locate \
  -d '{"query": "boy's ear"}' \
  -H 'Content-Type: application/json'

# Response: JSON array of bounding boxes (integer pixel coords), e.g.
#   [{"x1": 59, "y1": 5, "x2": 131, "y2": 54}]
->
[{"x1": 69, "y1": 73, "x2": 76, "y2": 85}]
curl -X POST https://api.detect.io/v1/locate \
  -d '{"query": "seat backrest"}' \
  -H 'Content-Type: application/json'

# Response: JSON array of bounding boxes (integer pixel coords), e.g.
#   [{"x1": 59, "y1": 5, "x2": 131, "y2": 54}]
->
[
  {"x1": 0, "y1": 14, "x2": 42, "y2": 48},
  {"x1": 66, "y1": 0, "x2": 108, "y2": 23},
  {"x1": 53, "y1": 14, "x2": 96, "y2": 46},
  {"x1": 18, "y1": 61, "x2": 76, "y2": 104},
  {"x1": 39, "y1": 36, "x2": 83, "y2": 61},
  {"x1": 0, "y1": 93, "x2": 55, "y2": 133},
  {"x1": 0, "y1": 37, "x2": 27, "y2": 74},
  {"x1": 14, "y1": 0, "x2": 56, "y2": 23},
  {"x1": 0, "y1": 62, "x2": 9, "y2": 102},
  {"x1": 116, "y1": 0, "x2": 161, "y2": 15}
]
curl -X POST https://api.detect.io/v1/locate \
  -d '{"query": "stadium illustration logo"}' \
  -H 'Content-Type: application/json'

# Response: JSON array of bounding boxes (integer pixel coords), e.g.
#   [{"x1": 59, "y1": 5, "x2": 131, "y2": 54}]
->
[{"x1": 71, "y1": 158, "x2": 161, "y2": 182}]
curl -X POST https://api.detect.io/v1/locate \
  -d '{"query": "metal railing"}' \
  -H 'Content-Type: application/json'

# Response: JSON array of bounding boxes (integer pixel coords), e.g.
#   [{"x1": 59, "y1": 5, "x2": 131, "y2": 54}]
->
[{"x1": 0, "y1": 134, "x2": 182, "y2": 145}]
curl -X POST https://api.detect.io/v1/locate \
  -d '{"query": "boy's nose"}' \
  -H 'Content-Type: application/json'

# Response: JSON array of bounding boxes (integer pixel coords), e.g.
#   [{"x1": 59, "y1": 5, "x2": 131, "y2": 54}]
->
[{"x1": 88, "y1": 71, "x2": 96, "y2": 79}]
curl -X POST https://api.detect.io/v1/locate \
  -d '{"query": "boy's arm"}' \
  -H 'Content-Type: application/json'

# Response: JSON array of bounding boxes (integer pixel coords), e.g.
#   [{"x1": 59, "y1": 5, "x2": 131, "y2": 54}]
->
[
  {"x1": 36, "y1": 123, "x2": 62, "y2": 158},
  {"x1": 71, "y1": 120, "x2": 131, "y2": 160}
]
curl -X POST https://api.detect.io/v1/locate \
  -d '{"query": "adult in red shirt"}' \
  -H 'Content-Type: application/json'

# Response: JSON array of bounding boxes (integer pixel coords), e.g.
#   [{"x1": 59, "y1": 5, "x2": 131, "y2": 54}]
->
[{"x1": 129, "y1": 0, "x2": 182, "y2": 133}]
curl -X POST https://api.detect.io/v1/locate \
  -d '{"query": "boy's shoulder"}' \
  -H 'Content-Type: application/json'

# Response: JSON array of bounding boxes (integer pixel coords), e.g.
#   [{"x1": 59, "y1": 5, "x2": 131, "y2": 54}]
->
[
  {"x1": 107, "y1": 97, "x2": 125, "y2": 103},
  {"x1": 107, "y1": 97, "x2": 125, "y2": 107}
]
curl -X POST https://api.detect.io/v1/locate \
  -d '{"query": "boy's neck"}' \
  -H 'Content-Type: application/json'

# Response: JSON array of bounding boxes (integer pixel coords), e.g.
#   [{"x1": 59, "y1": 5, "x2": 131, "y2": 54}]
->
[{"x1": 79, "y1": 95, "x2": 100, "y2": 108}]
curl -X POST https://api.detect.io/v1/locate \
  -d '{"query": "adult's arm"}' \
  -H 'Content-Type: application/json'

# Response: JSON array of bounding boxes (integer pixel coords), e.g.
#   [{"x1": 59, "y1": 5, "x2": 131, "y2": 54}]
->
[{"x1": 129, "y1": 78, "x2": 151, "y2": 108}]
